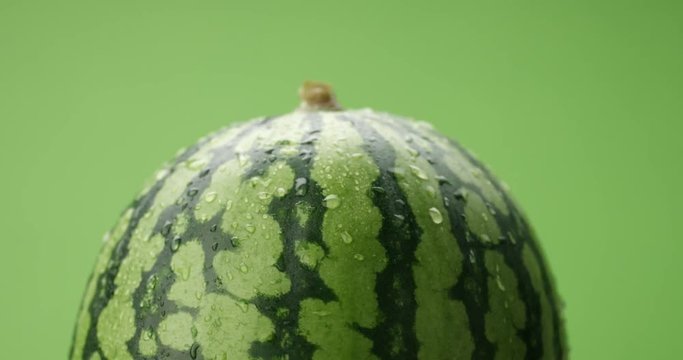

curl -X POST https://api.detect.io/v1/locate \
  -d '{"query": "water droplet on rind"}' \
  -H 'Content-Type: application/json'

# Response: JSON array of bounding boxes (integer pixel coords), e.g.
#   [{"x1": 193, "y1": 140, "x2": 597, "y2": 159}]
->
[
  {"x1": 323, "y1": 194, "x2": 340, "y2": 209},
  {"x1": 257, "y1": 192, "x2": 270, "y2": 200},
  {"x1": 409, "y1": 165, "x2": 429, "y2": 180},
  {"x1": 370, "y1": 186, "x2": 386, "y2": 195},
  {"x1": 190, "y1": 343, "x2": 200, "y2": 359},
  {"x1": 160, "y1": 221, "x2": 173, "y2": 236},
  {"x1": 436, "y1": 175, "x2": 450, "y2": 185},
  {"x1": 170, "y1": 237, "x2": 182, "y2": 252},
  {"x1": 340, "y1": 231, "x2": 353, "y2": 244},
  {"x1": 496, "y1": 276, "x2": 506, "y2": 291},
  {"x1": 204, "y1": 191, "x2": 217, "y2": 203},
  {"x1": 295, "y1": 178, "x2": 308, "y2": 196},
  {"x1": 454, "y1": 188, "x2": 468, "y2": 201},
  {"x1": 428, "y1": 207, "x2": 443, "y2": 224}
]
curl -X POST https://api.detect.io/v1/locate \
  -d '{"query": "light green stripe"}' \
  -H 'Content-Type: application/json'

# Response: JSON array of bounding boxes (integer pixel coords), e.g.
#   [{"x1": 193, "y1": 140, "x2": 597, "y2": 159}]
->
[
  {"x1": 484, "y1": 251, "x2": 527, "y2": 360},
  {"x1": 299, "y1": 113, "x2": 386, "y2": 360},
  {"x1": 463, "y1": 191, "x2": 502, "y2": 244},
  {"x1": 210, "y1": 159, "x2": 294, "y2": 299},
  {"x1": 365, "y1": 115, "x2": 474, "y2": 360}
]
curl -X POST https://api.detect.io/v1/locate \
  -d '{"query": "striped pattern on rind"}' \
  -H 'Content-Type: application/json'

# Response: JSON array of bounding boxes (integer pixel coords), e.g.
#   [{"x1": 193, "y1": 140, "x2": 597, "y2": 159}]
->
[{"x1": 71, "y1": 110, "x2": 566, "y2": 360}]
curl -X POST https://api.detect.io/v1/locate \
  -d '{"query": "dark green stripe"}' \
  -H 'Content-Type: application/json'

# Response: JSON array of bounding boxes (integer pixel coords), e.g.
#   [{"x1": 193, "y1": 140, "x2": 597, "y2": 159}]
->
[
  {"x1": 338, "y1": 114, "x2": 421, "y2": 359},
  {"x1": 249, "y1": 113, "x2": 337, "y2": 359}
]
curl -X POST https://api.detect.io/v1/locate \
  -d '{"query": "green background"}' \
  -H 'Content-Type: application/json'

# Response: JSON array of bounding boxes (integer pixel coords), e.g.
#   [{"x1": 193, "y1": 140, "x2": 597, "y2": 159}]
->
[{"x1": 1, "y1": 0, "x2": 681, "y2": 358}]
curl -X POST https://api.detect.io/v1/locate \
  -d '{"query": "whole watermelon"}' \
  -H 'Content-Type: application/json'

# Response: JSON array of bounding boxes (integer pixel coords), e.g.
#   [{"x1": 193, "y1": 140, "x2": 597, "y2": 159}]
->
[{"x1": 71, "y1": 82, "x2": 566, "y2": 360}]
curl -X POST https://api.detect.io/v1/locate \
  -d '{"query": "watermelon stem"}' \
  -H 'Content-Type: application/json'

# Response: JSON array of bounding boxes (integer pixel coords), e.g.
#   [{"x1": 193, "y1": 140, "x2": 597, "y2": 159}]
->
[{"x1": 298, "y1": 81, "x2": 342, "y2": 111}]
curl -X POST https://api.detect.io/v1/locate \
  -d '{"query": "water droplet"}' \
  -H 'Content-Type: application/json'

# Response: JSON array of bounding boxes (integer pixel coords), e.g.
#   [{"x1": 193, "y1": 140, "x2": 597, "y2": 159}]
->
[
  {"x1": 354, "y1": 253, "x2": 365, "y2": 261},
  {"x1": 295, "y1": 178, "x2": 308, "y2": 196},
  {"x1": 160, "y1": 221, "x2": 173, "y2": 236},
  {"x1": 210, "y1": 224, "x2": 218, "y2": 232},
  {"x1": 393, "y1": 214, "x2": 405, "y2": 224},
  {"x1": 425, "y1": 185, "x2": 436, "y2": 198},
  {"x1": 428, "y1": 207, "x2": 443, "y2": 224},
  {"x1": 409, "y1": 165, "x2": 429, "y2": 180},
  {"x1": 185, "y1": 158, "x2": 207, "y2": 170},
  {"x1": 407, "y1": 147, "x2": 419, "y2": 157},
  {"x1": 225, "y1": 200, "x2": 233, "y2": 210},
  {"x1": 170, "y1": 237, "x2": 182, "y2": 252},
  {"x1": 370, "y1": 186, "x2": 386, "y2": 195},
  {"x1": 187, "y1": 188, "x2": 199, "y2": 197},
  {"x1": 468, "y1": 250, "x2": 476, "y2": 264},
  {"x1": 245, "y1": 224, "x2": 256, "y2": 233},
  {"x1": 239, "y1": 263, "x2": 249, "y2": 273},
  {"x1": 443, "y1": 196, "x2": 450, "y2": 208},
  {"x1": 276, "y1": 187, "x2": 287, "y2": 197},
  {"x1": 454, "y1": 188, "x2": 468, "y2": 201},
  {"x1": 257, "y1": 192, "x2": 270, "y2": 200},
  {"x1": 178, "y1": 266, "x2": 191, "y2": 281},
  {"x1": 340, "y1": 231, "x2": 353, "y2": 244},
  {"x1": 199, "y1": 168, "x2": 211, "y2": 178},
  {"x1": 190, "y1": 343, "x2": 200, "y2": 359},
  {"x1": 144, "y1": 327, "x2": 154, "y2": 340},
  {"x1": 213, "y1": 317, "x2": 222, "y2": 327},
  {"x1": 204, "y1": 191, "x2": 217, "y2": 203},
  {"x1": 507, "y1": 231, "x2": 517, "y2": 245},
  {"x1": 481, "y1": 234, "x2": 491, "y2": 243},
  {"x1": 436, "y1": 175, "x2": 450, "y2": 185},
  {"x1": 496, "y1": 276, "x2": 506, "y2": 291},
  {"x1": 323, "y1": 194, "x2": 341, "y2": 209},
  {"x1": 211, "y1": 242, "x2": 219, "y2": 251}
]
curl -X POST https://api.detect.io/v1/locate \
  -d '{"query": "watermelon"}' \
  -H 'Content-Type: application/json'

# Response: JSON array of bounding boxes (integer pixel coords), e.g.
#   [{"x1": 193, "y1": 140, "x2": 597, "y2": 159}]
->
[{"x1": 71, "y1": 82, "x2": 566, "y2": 359}]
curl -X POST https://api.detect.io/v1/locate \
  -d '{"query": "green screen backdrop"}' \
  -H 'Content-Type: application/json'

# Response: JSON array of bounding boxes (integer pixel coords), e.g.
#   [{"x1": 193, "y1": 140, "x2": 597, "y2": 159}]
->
[{"x1": 1, "y1": 1, "x2": 681, "y2": 358}]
